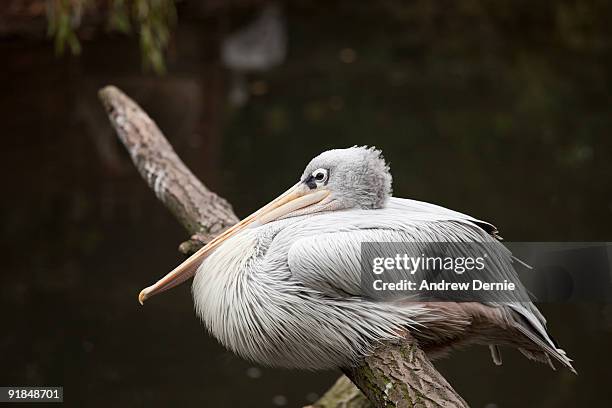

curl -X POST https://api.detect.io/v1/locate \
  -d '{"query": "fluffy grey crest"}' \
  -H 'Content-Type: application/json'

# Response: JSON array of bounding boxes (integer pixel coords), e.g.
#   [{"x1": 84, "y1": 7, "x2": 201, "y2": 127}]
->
[{"x1": 301, "y1": 146, "x2": 392, "y2": 209}]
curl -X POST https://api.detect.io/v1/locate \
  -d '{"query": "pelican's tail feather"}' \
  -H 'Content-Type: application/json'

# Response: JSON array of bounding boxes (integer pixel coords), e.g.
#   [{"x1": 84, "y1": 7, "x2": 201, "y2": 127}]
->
[{"x1": 508, "y1": 305, "x2": 576, "y2": 374}]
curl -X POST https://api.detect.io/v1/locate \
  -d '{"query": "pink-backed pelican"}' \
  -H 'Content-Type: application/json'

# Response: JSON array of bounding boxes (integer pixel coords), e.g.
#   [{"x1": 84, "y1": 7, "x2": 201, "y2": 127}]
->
[{"x1": 138, "y1": 146, "x2": 574, "y2": 372}]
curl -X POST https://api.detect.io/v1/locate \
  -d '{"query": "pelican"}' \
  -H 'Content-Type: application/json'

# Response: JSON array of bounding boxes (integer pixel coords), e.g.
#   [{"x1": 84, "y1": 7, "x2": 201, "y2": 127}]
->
[{"x1": 138, "y1": 146, "x2": 574, "y2": 372}]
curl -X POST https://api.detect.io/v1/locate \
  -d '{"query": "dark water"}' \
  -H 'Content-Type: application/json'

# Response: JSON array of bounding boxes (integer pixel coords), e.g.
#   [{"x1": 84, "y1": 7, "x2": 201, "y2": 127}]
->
[{"x1": 2, "y1": 2, "x2": 612, "y2": 407}]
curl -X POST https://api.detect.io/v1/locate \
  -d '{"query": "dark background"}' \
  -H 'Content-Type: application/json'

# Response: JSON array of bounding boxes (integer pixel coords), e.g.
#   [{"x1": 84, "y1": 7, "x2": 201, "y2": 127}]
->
[{"x1": 2, "y1": 1, "x2": 612, "y2": 407}]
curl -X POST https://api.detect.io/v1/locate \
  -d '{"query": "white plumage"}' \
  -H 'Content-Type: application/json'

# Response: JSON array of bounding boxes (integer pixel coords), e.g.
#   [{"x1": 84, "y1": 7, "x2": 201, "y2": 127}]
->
[{"x1": 143, "y1": 146, "x2": 575, "y2": 373}]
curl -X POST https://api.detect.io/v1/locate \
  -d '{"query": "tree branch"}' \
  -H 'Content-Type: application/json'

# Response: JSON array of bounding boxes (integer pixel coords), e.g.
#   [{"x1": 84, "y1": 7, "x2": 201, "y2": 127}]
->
[
  {"x1": 98, "y1": 85, "x2": 237, "y2": 252},
  {"x1": 98, "y1": 85, "x2": 469, "y2": 408},
  {"x1": 343, "y1": 341, "x2": 467, "y2": 407}
]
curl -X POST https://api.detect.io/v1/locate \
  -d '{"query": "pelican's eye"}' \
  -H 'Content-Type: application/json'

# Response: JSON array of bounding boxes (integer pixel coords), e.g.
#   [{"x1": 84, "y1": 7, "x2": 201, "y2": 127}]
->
[{"x1": 312, "y1": 168, "x2": 329, "y2": 184}]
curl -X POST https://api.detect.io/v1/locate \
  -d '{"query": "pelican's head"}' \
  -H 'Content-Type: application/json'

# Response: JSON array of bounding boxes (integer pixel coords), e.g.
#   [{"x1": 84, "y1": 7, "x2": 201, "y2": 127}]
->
[
  {"x1": 301, "y1": 146, "x2": 392, "y2": 210},
  {"x1": 137, "y1": 146, "x2": 391, "y2": 304}
]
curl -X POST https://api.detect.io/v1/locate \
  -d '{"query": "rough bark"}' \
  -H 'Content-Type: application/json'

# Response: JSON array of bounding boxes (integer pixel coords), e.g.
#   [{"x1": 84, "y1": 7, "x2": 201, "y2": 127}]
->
[
  {"x1": 344, "y1": 342, "x2": 467, "y2": 408},
  {"x1": 98, "y1": 85, "x2": 469, "y2": 408}
]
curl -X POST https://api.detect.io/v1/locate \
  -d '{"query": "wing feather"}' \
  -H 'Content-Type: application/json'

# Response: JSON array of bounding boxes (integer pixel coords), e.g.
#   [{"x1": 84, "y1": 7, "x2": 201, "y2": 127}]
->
[{"x1": 286, "y1": 207, "x2": 515, "y2": 301}]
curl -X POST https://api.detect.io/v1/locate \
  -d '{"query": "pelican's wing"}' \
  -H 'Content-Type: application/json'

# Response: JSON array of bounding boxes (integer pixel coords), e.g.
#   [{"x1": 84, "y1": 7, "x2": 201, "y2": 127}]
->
[{"x1": 285, "y1": 208, "x2": 510, "y2": 299}]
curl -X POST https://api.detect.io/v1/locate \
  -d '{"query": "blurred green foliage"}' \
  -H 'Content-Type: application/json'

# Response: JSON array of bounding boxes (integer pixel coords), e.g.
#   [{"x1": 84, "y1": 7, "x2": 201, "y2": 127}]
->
[
  {"x1": 47, "y1": 0, "x2": 85, "y2": 55},
  {"x1": 133, "y1": 0, "x2": 177, "y2": 74},
  {"x1": 46, "y1": 0, "x2": 176, "y2": 74}
]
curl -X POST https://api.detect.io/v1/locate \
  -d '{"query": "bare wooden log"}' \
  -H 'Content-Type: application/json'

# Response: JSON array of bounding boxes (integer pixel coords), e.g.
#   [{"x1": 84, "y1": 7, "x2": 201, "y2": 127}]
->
[{"x1": 98, "y1": 85, "x2": 468, "y2": 408}]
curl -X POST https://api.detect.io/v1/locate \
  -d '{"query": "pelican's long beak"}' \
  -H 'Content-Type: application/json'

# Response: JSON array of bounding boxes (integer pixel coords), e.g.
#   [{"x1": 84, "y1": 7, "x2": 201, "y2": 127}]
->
[{"x1": 138, "y1": 182, "x2": 329, "y2": 304}]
